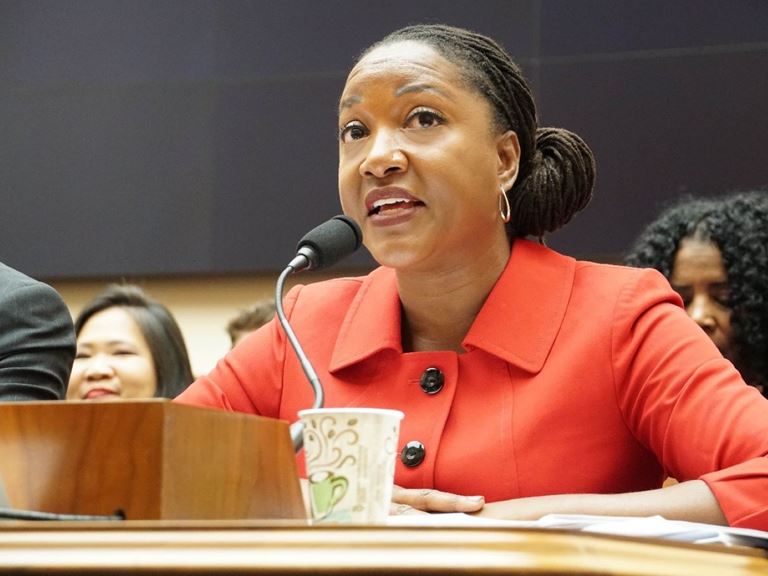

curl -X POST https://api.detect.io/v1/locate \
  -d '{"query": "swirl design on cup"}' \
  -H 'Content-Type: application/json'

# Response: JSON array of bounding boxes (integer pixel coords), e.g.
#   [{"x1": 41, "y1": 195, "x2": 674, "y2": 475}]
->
[{"x1": 304, "y1": 415, "x2": 360, "y2": 469}]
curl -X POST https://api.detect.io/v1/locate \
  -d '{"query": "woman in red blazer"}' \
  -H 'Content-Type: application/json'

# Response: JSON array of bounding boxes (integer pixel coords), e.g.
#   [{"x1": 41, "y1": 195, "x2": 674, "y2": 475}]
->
[{"x1": 177, "y1": 24, "x2": 768, "y2": 530}]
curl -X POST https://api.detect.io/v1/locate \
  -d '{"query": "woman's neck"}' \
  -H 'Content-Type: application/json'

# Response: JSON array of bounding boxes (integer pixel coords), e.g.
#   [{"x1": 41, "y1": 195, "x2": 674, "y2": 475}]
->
[{"x1": 397, "y1": 243, "x2": 511, "y2": 353}]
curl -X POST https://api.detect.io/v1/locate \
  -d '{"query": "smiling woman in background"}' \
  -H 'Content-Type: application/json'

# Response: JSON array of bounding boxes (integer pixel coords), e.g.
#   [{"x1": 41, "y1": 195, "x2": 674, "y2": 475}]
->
[
  {"x1": 67, "y1": 284, "x2": 193, "y2": 401},
  {"x1": 625, "y1": 191, "x2": 768, "y2": 396}
]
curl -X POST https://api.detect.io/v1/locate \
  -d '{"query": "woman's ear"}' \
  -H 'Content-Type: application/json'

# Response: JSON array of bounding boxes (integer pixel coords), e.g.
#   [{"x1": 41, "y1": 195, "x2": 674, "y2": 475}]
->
[{"x1": 496, "y1": 130, "x2": 520, "y2": 188}]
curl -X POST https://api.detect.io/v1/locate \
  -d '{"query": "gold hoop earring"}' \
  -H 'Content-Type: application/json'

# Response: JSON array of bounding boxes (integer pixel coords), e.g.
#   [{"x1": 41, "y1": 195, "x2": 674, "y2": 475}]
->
[{"x1": 498, "y1": 185, "x2": 511, "y2": 223}]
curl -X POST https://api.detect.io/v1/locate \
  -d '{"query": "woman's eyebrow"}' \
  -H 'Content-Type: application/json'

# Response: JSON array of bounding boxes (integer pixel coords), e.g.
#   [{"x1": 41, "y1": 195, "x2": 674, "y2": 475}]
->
[
  {"x1": 339, "y1": 95, "x2": 362, "y2": 111},
  {"x1": 395, "y1": 82, "x2": 450, "y2": 98},
  {"x1": 340, "y1": 83, "x2": 452, "y2": 113}
]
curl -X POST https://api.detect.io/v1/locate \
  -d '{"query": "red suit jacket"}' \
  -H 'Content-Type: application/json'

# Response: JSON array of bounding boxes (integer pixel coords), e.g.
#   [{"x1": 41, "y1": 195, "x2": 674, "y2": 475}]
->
[{"x1": 177, "y1": 240, "x2": 768, "y2": 529}]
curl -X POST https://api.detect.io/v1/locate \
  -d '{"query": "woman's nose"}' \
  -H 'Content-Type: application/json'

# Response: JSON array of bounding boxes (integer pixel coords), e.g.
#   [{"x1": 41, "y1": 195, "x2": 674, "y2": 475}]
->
[
  {"x1": 687, "y1": 296, "x2": 717, "y2": 333},
  {"x1": 359, "y1": 130, "x2": 407, "y2": 178},
  {"x1": 83, "y1": 354, "x2": 115, "y2": 380}
]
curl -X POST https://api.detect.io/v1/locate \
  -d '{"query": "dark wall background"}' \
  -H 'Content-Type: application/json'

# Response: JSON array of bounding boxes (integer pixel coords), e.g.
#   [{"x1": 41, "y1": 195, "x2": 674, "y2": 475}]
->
[{"x1": 1, "y1": 0, "x2": 766, "y2": 278}]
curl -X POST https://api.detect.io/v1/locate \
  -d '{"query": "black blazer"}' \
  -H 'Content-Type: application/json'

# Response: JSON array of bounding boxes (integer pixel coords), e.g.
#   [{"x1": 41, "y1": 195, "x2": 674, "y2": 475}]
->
[{"x1": 0, "y1": 262, "x2": 75, "y2": 400}]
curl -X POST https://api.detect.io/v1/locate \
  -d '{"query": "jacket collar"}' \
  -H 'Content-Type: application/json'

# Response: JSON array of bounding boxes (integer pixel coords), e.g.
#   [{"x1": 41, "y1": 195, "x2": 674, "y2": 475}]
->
[
  {"x1": 329, "y1": 266, "x2": 402, "y2": 372},
  {"x1": 329, "y1": 239, "x2": 575, "y2": 374}
]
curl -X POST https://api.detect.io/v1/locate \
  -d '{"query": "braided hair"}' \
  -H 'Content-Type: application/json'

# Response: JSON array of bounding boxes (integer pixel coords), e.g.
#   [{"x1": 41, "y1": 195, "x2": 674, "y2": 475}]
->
[
  {"x1": 625, "y1": 191, "x2": 768, "y2": 394},
  {"x1": 363, "y1": 24, "x2": 596, "y2": 238}
]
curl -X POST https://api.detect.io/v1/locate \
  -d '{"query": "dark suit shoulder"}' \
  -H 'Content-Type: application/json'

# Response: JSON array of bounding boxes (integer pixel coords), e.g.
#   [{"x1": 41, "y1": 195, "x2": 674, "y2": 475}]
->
[{"x1": 0, "y1": 261, "x2": 76, "y2": 400}]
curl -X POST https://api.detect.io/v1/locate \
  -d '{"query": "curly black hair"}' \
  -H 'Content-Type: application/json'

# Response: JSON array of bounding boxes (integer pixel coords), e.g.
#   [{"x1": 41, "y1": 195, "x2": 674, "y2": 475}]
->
[{"x1": 624, "y1": 191, "x2": 768, "y2": 394}]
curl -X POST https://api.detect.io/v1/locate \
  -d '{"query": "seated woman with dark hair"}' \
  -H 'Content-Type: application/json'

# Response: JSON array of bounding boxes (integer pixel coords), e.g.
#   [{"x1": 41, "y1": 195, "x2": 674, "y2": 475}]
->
[
  {"x1": 625, "y1": 191, "x2": 768, "y2": 396},
  {"x1": 67, "y1": 284, "x2": 194, "y2": 400}
]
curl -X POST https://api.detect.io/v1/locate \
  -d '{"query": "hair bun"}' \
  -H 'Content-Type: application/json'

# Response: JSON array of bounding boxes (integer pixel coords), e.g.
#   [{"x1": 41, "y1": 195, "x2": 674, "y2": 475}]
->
[{"x1": 510, "y1": 127, "x2": 596, "y2": 237}]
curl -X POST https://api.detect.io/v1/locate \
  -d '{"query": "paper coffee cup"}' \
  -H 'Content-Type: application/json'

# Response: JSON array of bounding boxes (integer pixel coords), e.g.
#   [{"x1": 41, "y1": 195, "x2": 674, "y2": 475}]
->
[{"x1": 299, "y1": 407, "x2": 403, "y2": 524}]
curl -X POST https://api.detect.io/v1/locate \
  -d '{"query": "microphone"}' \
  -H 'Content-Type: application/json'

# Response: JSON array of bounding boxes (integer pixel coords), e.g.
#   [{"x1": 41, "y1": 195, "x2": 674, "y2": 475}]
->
[
  {"x1": 274, "y1": 215, "x2": 363, "y2": 451},
  {"x1": 287, "y1": 214, "x2": 363, "y2": 273}
]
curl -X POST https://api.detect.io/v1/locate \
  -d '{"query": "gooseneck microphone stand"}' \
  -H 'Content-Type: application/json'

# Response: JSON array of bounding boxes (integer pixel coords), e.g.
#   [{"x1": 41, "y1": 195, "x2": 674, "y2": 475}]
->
[
  {"x1": 274, "y1": 215, "x2": 362, "y2": 452},
  {"x1": 275, "y1": 264, "x2": 325, "y2": 452}
]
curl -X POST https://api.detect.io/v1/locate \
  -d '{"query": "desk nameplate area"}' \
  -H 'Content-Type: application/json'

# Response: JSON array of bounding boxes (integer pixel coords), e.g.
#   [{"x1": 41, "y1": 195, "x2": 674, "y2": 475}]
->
[{"x1": 0, "y1": 521, "x2": 766, "y2": 575}]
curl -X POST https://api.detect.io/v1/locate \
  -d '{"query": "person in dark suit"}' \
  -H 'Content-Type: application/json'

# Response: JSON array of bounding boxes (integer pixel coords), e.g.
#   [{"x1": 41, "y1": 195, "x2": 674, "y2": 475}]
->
[{"x1": 0, "y1": 261, "x2": 76, "y2": 400}]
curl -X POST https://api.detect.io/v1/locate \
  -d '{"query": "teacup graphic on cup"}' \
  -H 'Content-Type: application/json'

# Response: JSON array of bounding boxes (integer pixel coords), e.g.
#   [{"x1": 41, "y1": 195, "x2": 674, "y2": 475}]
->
[
  {"x1": 300, "y1": 407, "x2": 403, "y2": 523},
  {"x1": 309, "y1": 470, "x2": 348, "y2": 520}
]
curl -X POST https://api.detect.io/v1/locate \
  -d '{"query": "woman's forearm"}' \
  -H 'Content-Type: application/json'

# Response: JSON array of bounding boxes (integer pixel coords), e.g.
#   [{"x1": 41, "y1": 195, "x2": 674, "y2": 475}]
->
[{"x1": 476, "y1": 480, "x2": 728, "y2": 525}]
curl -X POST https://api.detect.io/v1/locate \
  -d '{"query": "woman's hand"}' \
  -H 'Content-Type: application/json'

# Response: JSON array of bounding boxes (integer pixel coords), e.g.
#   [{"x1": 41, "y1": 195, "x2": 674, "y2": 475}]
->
[{"x1": 390, "y1": 485, "x2": 485, "y2": 515}]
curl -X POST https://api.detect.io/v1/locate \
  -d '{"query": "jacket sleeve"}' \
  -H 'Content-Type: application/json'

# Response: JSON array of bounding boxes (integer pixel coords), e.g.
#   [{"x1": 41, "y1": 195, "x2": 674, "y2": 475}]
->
[
  {"x1": 0, "y1": 280, "x2": 75, "y2": 400},
  {"x1": 174, "y1": 285, "x2": 299, "y2": 415},
  {"x1": 611, "y1": 268, "x2": 768, "y2": 529}
]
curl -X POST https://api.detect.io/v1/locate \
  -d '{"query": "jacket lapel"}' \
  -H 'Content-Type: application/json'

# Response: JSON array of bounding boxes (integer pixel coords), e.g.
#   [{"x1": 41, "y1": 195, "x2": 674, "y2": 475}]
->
[{"x1": 464, "y1": 239, "x2": 575, "y2": 373}]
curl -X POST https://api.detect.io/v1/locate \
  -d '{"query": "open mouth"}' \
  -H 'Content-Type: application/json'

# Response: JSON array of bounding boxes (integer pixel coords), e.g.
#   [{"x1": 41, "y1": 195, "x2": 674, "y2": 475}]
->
[{"x1": 368, "y1": 197, "x2": 425, "y2": 216}]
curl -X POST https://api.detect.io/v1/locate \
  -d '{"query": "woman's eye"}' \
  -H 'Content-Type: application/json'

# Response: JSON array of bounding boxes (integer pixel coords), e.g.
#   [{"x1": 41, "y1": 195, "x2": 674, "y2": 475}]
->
[
  {"x1": 113, "y1": 349, "x2": 136, "y2": 356},
  {"x1": 405, "y1": 108, "x2": 444, "y2": 129},
  {"x1": 672, "y1": 288, "x2": 692, "y2": 308},
  {"x1": 74, "y1": 352, "x2": 91, "y2": 360},
  {"x1": 339, "y1": 122, "x2": 368, "y2": 143},
  {"x1": 713, "y1": 290, "x2": 732, "y2": 308}
]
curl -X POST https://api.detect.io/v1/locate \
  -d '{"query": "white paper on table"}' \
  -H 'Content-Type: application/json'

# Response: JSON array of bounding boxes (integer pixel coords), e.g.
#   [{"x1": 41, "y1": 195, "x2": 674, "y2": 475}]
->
[
  {"x1": 539, "y1": 514, "x2": 768, "y2": 550},
  {"x1": 386, "y1": 512, "x2": 768, "y2": 550}
]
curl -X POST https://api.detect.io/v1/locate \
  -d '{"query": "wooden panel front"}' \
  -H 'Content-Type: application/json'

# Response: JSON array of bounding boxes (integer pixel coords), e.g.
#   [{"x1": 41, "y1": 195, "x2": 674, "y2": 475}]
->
[
  {"x1": 0, "y1": 401, "x2": 165, "y2": 518},
  {"x1": 162, "y1": 403, "x2": 306, "y2": 520},
  {"x1": 0, "y1": 401, "x2": 306, "y2": 520}
]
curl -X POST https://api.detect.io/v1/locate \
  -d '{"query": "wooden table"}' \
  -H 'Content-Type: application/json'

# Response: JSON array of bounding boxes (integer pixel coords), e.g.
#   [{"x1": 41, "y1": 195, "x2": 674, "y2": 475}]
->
[{"x1": 1, "y1": 520, "x2": 766, "y2": 575}]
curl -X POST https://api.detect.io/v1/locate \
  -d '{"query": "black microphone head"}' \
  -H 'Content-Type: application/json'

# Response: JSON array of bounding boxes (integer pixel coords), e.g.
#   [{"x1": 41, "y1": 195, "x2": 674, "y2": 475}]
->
[{"x1": 296, "y1": 215, "x2": 363, "y2": 271}]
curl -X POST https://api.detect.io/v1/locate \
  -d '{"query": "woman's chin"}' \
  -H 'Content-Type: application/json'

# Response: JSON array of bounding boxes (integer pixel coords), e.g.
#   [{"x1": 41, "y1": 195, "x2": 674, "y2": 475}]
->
[{"x1": 370, "y1": 250, "x2": 430, "y2": 272}]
